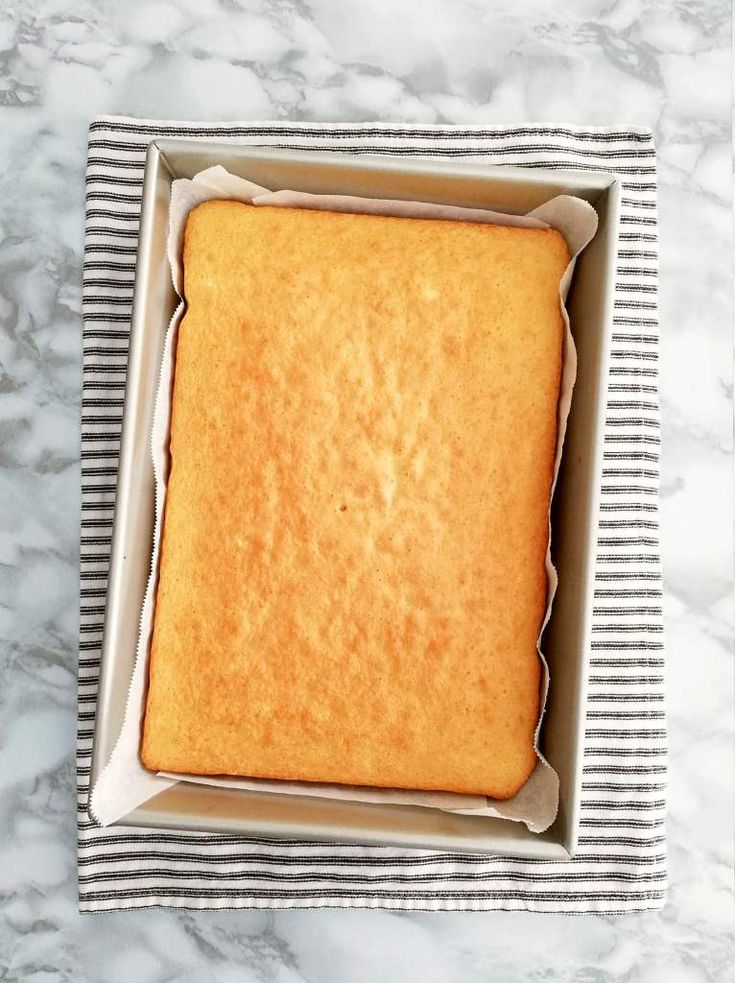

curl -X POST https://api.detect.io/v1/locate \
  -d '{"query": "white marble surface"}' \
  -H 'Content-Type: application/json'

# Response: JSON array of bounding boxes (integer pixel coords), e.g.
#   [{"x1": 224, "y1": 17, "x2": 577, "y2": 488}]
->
[{"x1": 1, "y1": 0, "x2": 732, "y2": 979}]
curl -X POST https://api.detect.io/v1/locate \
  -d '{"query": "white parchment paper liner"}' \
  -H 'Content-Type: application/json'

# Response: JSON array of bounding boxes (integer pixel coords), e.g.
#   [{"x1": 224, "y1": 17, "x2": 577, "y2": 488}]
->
[{"x1": 91, "y1": 166, "x2": 598, "y2": 833}]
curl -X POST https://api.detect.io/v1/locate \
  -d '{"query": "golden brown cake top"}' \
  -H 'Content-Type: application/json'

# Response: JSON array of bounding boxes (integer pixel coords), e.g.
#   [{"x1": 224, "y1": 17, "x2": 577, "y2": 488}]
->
[{"x1": 141, "y1": 200, "x2": 569, "y2": 799}]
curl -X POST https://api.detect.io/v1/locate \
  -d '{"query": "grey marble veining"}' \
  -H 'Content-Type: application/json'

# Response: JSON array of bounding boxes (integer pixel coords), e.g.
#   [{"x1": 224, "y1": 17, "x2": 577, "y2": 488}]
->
[{"x1": 1, "y1": 0, "x2": 732, "y2": 980}]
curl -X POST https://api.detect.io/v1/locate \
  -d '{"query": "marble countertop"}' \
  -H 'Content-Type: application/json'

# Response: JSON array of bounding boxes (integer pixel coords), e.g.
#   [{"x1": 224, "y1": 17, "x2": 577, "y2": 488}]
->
[{"x1": 1, "y1": 0, "x2": 732, "y2": 980}]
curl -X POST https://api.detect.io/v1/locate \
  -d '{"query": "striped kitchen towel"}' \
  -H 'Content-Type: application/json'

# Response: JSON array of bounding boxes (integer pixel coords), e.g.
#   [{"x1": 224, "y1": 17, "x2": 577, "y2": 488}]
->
[{"x1": 78, "y1": 118, "x2": 666, "y2": 913}]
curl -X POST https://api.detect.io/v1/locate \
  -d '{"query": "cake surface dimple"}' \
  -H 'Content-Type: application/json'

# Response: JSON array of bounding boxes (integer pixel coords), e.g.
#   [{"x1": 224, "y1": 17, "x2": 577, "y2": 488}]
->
[{"x1": 140, "y1": 200, "x2": 570, "y2": 799}]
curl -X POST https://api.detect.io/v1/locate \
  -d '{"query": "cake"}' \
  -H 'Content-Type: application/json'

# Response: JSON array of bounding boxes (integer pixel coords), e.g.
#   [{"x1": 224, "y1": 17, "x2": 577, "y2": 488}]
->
[{"x1": 140, "y1": 199, "x2": 569, "y2": 799}]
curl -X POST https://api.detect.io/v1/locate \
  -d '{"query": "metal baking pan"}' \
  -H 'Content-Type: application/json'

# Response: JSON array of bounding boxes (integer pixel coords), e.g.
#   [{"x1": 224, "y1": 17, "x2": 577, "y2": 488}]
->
[{"x1": 91, "y1": 141, "x2": 620, "y2": 859}]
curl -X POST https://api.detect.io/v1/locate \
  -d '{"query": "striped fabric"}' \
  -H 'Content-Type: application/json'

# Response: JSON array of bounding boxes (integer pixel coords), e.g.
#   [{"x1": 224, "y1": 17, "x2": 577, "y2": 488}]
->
[{"x1": 79, "y1": 118, "x2": 666, "y2": 913}]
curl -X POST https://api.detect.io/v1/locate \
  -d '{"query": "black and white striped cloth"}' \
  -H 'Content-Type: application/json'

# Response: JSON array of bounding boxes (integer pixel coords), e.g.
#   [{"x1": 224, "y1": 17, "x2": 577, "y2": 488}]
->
[{"x1": 79, "y1": 118, "x2": 666, "y2": 913}]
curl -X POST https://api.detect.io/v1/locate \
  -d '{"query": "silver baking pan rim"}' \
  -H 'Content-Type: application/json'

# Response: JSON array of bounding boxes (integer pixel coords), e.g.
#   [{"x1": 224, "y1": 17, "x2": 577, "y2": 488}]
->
[{"x1": 90, "y1": 141, "x2": 620, "y2": 859}]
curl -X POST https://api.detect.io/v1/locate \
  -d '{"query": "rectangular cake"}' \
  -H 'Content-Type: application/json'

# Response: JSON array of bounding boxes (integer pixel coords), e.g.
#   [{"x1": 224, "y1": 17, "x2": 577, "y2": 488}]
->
[{"x1": 140, "y1": 200, "x2": 569, "y2": 799}]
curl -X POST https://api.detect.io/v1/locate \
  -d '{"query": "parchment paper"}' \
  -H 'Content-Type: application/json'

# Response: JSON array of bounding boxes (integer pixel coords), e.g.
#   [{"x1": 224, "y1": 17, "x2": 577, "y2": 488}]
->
[{"x1": 91, "y1": 166, "x2": 597, "y2": 833}]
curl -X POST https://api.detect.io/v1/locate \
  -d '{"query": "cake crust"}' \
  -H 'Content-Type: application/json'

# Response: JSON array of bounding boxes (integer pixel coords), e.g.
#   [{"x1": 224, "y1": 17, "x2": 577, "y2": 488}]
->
[{"x1": 141, "y1": 200, "x2": 569, "y2": 799}]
